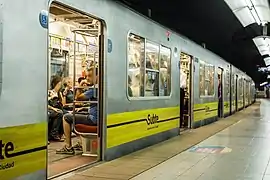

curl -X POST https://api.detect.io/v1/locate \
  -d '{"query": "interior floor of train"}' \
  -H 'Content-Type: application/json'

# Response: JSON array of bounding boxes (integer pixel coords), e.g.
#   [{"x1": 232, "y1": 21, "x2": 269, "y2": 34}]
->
[
  {"x1": 54, "y1": 100, "x2": 270, "y2": 180},
  {"x1": 48, "y1": 136, "x2": 96, "y2": 177}
]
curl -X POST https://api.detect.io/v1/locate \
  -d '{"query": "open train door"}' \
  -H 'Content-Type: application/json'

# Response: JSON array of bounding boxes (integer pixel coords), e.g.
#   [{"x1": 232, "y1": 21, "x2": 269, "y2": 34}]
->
[
  {"x1": 47, "y1": 2, "x2": 105, "y2": 178},
  {"x1": 179, "y1": 52, "x2": 193, "y2": 131},
  {"x1": 217, "y1": 67, "x2": 224, "y2": 118}
]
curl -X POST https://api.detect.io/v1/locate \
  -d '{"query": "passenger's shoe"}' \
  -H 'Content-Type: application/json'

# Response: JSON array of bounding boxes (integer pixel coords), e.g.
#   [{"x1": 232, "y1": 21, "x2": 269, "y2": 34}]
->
[
  {"x1": 50, "y1": 135, "x2": 64, "y2": 142},
  {"x1": 56, "y1": 145, "x2": 75, "y2": 155},
  {"x1": 73, "y1": 142, "x2": 83, "y2": 151}
]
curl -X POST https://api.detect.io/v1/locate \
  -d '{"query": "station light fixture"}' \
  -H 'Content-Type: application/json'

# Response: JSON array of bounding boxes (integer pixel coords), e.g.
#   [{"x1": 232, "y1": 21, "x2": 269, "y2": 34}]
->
[
  {"x1": 264, "y1": 57, "x2": 270, "y2": 66},
  {"x1": 224, "y1": 0, "x2": 270, "y2": 27},
  {"x1": 260, "y1": 81, "x2": 268, "y2": 86},
  {"x1": 253, "y1": 36, "x2": 270, "y2": 55}
]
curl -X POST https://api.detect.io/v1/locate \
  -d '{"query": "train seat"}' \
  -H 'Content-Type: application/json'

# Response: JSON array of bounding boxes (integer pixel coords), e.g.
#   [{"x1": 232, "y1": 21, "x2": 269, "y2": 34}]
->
[
  {"x1": 75, "y1": 124, "x2": 97, "y2": 133},
  {"x1": 75, "y1": 124, "x2": 98, "y2": 157}
]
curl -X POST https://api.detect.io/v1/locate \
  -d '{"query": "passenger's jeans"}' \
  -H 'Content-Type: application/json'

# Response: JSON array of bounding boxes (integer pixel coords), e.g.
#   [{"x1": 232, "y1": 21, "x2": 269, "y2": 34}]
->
[{"x1": 48, "y1": 109, "x2": 64, "y2": 139}]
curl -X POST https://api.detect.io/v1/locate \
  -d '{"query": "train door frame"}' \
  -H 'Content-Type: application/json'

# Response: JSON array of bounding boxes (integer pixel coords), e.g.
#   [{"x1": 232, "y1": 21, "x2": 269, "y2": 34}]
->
[
  {"x1": 179, "y1": 52, "x2": 193, "y2": 130},
  {"x1": 235, "y1": 75, "x2": 238, "y2": 111},
  {"x1": 217, "y1": 67, "x2": 224, "y2": 118},
  {"x1": 47, "y1": 1, "x2": 106, "y2": 177}
]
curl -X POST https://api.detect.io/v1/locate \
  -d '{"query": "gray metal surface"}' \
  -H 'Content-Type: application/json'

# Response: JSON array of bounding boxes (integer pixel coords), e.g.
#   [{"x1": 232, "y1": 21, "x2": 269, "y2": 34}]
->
[{"x1": 131, "y1": 100, "x2": 270, "y2": 180}]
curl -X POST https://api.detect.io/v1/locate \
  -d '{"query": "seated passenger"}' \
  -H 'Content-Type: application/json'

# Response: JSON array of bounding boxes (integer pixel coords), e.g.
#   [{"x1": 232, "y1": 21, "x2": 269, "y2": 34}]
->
[
  {"x1": 62, "y1": 77, "x2": 74, "y2": 104},
  {"x1": 78, "y1": 77, "x2": 85, "y2": 84},
  {"x1": 128, "y1": 75, "x2": 133, "y2": 97},
  {"x1": 56, "y1": 67, "x2": 98, "y2": 155},
  {"x1": 48, "y1": 75, "x2": 65, "y2": 142}
]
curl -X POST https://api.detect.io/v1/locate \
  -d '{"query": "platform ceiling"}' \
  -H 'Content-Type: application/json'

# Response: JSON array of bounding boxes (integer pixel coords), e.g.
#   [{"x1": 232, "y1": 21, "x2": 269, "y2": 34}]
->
[{"x1": 116, "y1": 0, "x2": 270, "y2": 84}]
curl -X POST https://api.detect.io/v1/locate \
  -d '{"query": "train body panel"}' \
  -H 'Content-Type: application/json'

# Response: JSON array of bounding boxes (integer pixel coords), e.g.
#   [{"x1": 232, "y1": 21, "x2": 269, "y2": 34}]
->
[
  {"x1": 0, "y1": 0, "x2": 256, "y2": 179},
  {"x1": 0, "y1": 0, "x2": 47, "y2": 179}
]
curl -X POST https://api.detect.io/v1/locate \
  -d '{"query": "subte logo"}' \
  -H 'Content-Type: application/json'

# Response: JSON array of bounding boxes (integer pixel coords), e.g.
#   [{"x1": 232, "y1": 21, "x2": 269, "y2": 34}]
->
[
  {"x1": 0, "y1": 140, "x2": 15, "y2": 170},
  {"x1": 146, "y1": 114, "x2": 159, "y2": 125},
  {"x1": 205, "y1": 106, "x2": 210, "y2": 112}
]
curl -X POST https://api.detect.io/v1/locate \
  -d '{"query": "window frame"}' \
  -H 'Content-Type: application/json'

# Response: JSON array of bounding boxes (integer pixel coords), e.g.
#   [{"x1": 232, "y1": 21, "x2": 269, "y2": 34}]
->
[
  {"x1": 126, "y1": 31, "x2": 172, "y2": 101},
  {"x1": 199, "y1": 60, "x2": 215, "y2": 98}
]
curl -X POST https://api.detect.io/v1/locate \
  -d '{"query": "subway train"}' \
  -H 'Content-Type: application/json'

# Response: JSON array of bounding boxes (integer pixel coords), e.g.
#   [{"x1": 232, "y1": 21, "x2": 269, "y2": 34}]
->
[{"x1": 0, "y1": 0, "x2": 256, "y2": 179}]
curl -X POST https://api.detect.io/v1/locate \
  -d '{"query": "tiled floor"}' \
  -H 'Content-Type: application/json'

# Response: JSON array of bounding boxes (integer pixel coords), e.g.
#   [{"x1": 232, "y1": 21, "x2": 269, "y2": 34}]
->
[
  {"x1": 132, "y1": 99, "x2": 270, "y2": 180},
  {"x1": 57, "y1": 100, "x2": 262, "y2": 180}
]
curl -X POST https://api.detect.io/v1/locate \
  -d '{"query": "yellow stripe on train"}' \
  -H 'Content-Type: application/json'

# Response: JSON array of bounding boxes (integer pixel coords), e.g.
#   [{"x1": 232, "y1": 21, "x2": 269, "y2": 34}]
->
[
  {"x1": 0, "y1": 123, "x2": 47, "y2": 180},
  {"x1": 194, "y1": 102, "x2": 218, "y2": 122},
  {"x1": 106, "y1": 102, "x2": 221, "y2": 148},
  {"x1": 224, "y1": 101, "x2": 230, "y2": 114},
  {"x1": 106, "y1": 106, "x2": 180, "y2": 148}
]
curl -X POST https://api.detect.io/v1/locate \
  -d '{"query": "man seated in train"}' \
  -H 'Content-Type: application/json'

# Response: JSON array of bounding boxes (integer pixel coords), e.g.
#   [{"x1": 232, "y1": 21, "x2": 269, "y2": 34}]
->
[{"x1": 56, "y1": 67, "x2": 98, "y2": 155}]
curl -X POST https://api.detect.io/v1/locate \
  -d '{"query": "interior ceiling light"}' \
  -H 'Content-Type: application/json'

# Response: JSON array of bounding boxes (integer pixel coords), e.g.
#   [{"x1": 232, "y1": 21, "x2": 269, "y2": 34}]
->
[{"x1": 224, "y1": 0, "x2": 270, "y2": 27}]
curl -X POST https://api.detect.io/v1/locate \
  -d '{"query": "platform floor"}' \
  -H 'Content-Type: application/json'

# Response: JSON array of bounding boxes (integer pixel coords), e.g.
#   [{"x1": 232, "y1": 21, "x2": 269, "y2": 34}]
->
[{"x1": 58, "y1": 100, "x2": 265, "y2": 180}]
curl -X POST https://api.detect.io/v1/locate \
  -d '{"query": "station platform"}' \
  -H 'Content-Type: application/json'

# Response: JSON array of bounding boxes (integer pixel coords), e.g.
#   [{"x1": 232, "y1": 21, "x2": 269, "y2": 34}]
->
[{"x1": 58, "y1": 100, "x2": 266, "y2": 180}]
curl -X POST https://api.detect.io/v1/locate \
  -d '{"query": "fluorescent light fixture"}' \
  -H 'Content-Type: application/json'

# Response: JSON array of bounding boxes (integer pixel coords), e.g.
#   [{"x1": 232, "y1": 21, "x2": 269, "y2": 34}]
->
[
  {"x1": 251, "y1": 0, "x2": 270, "y2": 24},
  {"x1": 250, "y1": 7, "x2": 261, "y2": 25},
  {"x1": 268, "y1": 75, "x2": 270, "y2": 79},
  {"x1": 265, "y1": 57, "x2": 270, "y2": 66},
  {"x1": 260, "y1": 82, "x2": 268, "y2": 86},
  {"x1": 253, "y1": 36, "x2": 270, "y2": 56},
  {"x1": 245, "y1": 0, "x2": 253, "y2": 8},
  {"x1": 224, "y1": 0, "x2": 270, "y2": 26}
]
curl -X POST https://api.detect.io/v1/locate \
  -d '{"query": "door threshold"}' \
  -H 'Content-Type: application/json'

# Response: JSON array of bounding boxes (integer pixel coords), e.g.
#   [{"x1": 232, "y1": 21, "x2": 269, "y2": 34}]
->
[
  {"x1": 180, "y1": 127, "x2": 190, "y2": 132},
  {"x1": 49, "y1": 160, "x2": 103, "y2": 180}
]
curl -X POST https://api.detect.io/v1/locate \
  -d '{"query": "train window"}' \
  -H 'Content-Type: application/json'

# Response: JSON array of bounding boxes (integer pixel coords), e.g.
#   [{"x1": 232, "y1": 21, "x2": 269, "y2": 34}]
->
[
  {"x1": 145, "y1": 41, "x2": 159, "y2": 96},
  {"x1": 239, "y1": 78, "x2": 243, "y2": 96},
  {"x1": 231, "y1": 75, "x2": 235, "y2": 96},
  {"x1": 127, "y1": 33, "x2": 172, "y2": 99},
  {"x1": 128, "y1": 33, "x2": 145, "y2": 97},
  {"x1": 225, "y1": 70, "x2": 230, "y2": 97},
  {"x1": 246, "y1": 81, "x2": 249, "y2": 96},
  {"x1": 199, "y1": 62, "x2": 205, "y2": 96},
  {"x1": 199, "y1": 61, "x2": 214, "y2": 96},
  {"x1": 208, "y1": 65, "x2": 215, "y2": 96},
  {"x1": 159, "y1": 46, "x2": 171, "y2": 96}
]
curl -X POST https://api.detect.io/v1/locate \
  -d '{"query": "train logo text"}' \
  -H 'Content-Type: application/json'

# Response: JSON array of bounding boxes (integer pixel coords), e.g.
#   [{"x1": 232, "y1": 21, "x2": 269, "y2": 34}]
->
[{"x1": 146, "y1": 114, "x2": 159, "y2": 130}]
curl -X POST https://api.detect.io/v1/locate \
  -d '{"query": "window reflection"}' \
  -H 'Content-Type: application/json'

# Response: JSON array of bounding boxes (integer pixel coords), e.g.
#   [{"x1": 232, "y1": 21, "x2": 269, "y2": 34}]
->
[
  {"x1": 199, "y1": 61, "x2": 214, "y2": 96},
  {"x1": 128, "y1": 34, "x2": 145, "y2": 97},
  {"x1": 127, "y1": 33, "x2": 171, "y2": 98}
]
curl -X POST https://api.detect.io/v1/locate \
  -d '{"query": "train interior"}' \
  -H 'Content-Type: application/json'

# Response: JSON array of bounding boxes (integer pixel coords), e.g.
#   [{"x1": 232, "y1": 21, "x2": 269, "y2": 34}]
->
[
  {"x1": 217, "y1": 68, "x2": 223, "y2": 118},
  {"x1": 180, "y1": 52, "x2": 192, "y2": 130},
  {"x1": 48, "y1": 2, "x2": 101, "y2": 178}
]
